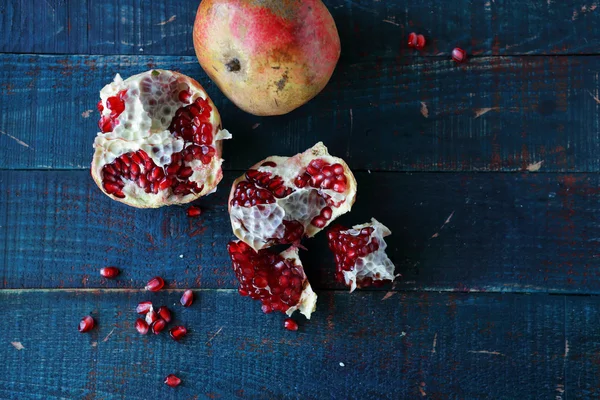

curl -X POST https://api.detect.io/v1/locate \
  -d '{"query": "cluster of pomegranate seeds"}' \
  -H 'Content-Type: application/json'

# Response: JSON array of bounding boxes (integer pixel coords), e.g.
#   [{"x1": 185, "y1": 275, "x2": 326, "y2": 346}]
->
[
  {"x1": 100, "y1": 266, "x2": 120, "y2": 278},
  {"x1": 452, "y1": 47, "x2": 467, "y2": 63},
  {"x1": 284, "y1": 318, "x2": 298, "y2": 331},
  {"x1": 228, "y1": 241, "x2": 305, "y2": 315},
  {"x1": 186, "y1": 206, "x2": 202, "y2": 217},
  {"x1": 164, "y1": 374, "x2": 182, "y2": 388},
  {"x1": 145, "y1": 276, "x2": 165, "y2": 292},
  {"x1": 180, "y1": 290, "x2": 194, "y2": 307},
  {"x1": 169, "y1": 325, "x2": 188, "y2": 341},
  {"x1": 169, "y1": 97, "x2": 216, "y2": 166},
  {"x1": 231, "y1": 164, "x2": 295, "y2": 208},
  {"x1": 328, "y1": 225, "x2": 378, "y2": 283},
  {"x1": 135, "y1": 318, "x2": 149, "y2": 335},
  {"x1": 78, "y1": 316, "x2": 95, "y2": 333},
  {"x1": 294, "y1": 159, "x2": 347, "y2": 194},
  {"x1": 98, "y1": 90, "x2": 127, "y2": 133},
  {"x1": 407, "y1": 32, "x2": 426, "y2": 50}
]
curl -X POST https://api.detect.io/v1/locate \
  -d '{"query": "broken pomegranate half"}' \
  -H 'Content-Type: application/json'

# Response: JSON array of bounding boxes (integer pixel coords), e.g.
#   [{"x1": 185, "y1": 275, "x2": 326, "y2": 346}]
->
[
  {"x1": 228, "y1": 142, "x2": 357, "y2": 251},
  {"x1": 327, "y1": 218, "x2": 396, "y2": 292},
  {"x1": 227, "y1": 240, "x2": 317, "y2": 319},
  {"x1": 92, "y1": 70, "x2": 232, "y2": 208}
]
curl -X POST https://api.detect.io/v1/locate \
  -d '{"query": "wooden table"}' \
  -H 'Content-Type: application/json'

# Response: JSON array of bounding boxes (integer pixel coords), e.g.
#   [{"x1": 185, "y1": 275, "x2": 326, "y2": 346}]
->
[{"x1": 2, "y1": 0, "x2": 600, "y2": 398}]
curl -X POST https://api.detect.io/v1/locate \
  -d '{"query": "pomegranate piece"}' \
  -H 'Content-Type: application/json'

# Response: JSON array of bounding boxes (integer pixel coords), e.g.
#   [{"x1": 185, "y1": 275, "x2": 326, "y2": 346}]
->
[
  {"x1": 145, "y1": 276, "x2": 165, "y2": 292},
  {"x1": 92, "y1": 70, "x2": 233, "y2": 208},
  {"x1": 452, "y1": 47, "x2": 467, "y2": 63},
  {"x1": 135, "y1": 318, "x2": 149, "y2": 335},
  {"x1": 180, "y1": 289, "x2": 194, "y2": 307},
  {"x1": 284, "y1": 318, "x2": 299, "y2": 331},
  {"x1": 228, "y1": 241, "x2": 317, "y2": 318},
  {"x1": 328, "y1": 218, "x2": 396, "y2": 292},
  {"x1": 186, "y1": 205, "x2": 202, "y2": 217},
  {"x1": 164, "y1": 374, "x2": 181, "y2": 387},
  {"x1": 169, "y1": 325, "x2": 188, "y2": 341},
  {"x1": 78, "y1": 316, "x2": 95, "y2": 333},
  {"x1": 136, "y1": 301, "x2": 153, "y2": 314},
  {"x1": 157, "y1": 306, "x2": 172, "y2": 323},
  {"x1": 228, "y1": 142, "x2": 357, "y2": 251},
  {"x1": 100, "y1": 266, "x2": 120, "y2": 278},
  {"x1": 151, "y1": 319, "x2": 167, "y2": 334}
]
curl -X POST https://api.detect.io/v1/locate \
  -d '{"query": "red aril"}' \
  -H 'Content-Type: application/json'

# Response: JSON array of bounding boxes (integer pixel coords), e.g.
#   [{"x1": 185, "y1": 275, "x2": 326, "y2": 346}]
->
[
  {"x1": 164, "y1": 374, "x2": 181, "y2": 387},
  {"x1": 228, "y1": 241, "x2": 317, "y2": 318},
  {"x1": 92, "y1": 70, "x2": 232, "y2": 208},
  {"x1": 135, "y1": 318, "x2": 149, "y2": 335},
  {"x1": 180, "y1": 290, "x2": 194, "y2": 307},
  {"x1": 145, "y1": 309, "x2": 159, "y2": 325},
  {"x1": 100, "y1": 266, "x2": 119, "y2": 278},
  {"x1": 169, "y1": 325, "x2": 188, "y2": 341},
  {"x1": 136, "y1": 301, "x2": 153, "y2": 314},
  {"x1": 157, "y1": 306, "x2": 172, "y2": 323},
  {"x1": 284, "y1": 318, "x2": 298, "y2": 331},
  {"x1": 408, "y1": 32, "x2": 418, "y2": 48},
  {"x1": 145, "y1": 276, "x2": 165, "y2": 292},
  {"x1": 78, "y1": 316, "x2": 95, "y2": 333},
  {"x1": 452, "y1": 47, "x2": 467, "y2": 63},
  {"x1": 228, "y1": 142, "x2": 357, "y2": 251},
  {"x1": 186, "y1": 206, "x2": 202, "y2": 217},
  {"x1": 151, "y1": 319, "x2": 167, "y2": 334},
  {"x1": 328, "y1": 218, "x2": 396, "y2": 292}
]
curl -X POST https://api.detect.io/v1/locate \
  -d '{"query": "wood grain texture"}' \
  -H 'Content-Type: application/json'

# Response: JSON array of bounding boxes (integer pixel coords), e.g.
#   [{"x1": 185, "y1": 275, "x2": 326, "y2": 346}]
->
[
  {"x1": 1, "y1": 290, "x2": 593, "y2": 399},
  {"x1": 2, "y1": 0, "x2": 600, "y2": 56},
  {"x1": 1, "y1": 54, "x2": 599, "y2": 171},
  {"x1": 3, "y1": 170, "x2": 600, "y2": 293}
]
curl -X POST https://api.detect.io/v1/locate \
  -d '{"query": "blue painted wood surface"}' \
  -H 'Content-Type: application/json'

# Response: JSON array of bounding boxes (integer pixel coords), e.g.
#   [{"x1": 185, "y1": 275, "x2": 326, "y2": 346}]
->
[{"x1": 1, "y1": 0, "x2": 600, "y2": 398}]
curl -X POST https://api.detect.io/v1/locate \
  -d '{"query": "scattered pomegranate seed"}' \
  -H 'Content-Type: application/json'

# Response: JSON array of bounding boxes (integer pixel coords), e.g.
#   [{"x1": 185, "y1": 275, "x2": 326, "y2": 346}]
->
[
  {"x1": 452, "y1": 47, "x2": 467, "y2": 63},
  {"x1": 407, "y1": 32, "x2": 417, "y2": 48},
  {"x1": 186, "y1": 206, "x2": 202, "y2": 217},
  {"x1": 180, "y1": 290, "x2": 194, "y2": 307},
  {"x1": 415, "y1": 34, "x2": 426, "y2": 50},
  {"x1": 169, "y1": 325, "x2": 188, "y2": 341},
  {"x1": 100, "y1": 266, "x2": 120, "y2": 279},
  {"x1": 136, "y1": 301, "x2": 153, "y2": 314},
  {"x1": 78, "y1": 316, "x2": 95, "y2": 333},
  {"x1": 151, "y1": 319, "x2": 167, "y2": 334},
  {"x1": 408, "y1": 32, "x2": 425, "y2": 50},
  {"x1": 164, "y1": 374, "x2": 181, "y2": 387},
  {"x1": 135, "y1": 318, "x2": 149, "y2": 335},
  {"x1": 284, "y1": 318, "x2": 298, "y2": 331},
  {"x1": 145, "y1": 309, "x2": 159, "y2": 325},
  {"x1": 157, "y1": 306, "x2": 172, "y2": 323},
  {"x1": 145, "y1": 276, "x2": 165, "y2": 292}
]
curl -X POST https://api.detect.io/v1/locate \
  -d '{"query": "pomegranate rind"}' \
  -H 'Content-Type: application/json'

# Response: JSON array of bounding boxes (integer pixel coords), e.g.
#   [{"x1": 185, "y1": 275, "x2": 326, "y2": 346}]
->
[
  {"x1": 228, "y1": 142, "x2": 357, "y2": 251},
  {"x1": 91, "y1": 70, "x2": 231, "y2": 208},
  {"x1": 338, "y1": 218, "x2": 396, "y2": 292}
]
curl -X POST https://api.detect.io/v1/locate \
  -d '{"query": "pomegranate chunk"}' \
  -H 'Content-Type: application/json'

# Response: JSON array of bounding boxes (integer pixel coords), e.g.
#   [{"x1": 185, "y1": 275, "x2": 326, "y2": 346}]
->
[
  {"x1": 186, "y1": 206, "x2": 202, "y2": 217},
  {"x1": 135, "y1": 318, "x2": 149, "y2": 335},
  {"x1": 157, "y1": 306, "x2": 172, "y2": 323},
  {"x1": 228, "y1": 241, "x2": 317, "y2": 318},
  {"x1": 164, "y1": 374, "x2": 181, "y2": 387},
  {"x1": 100, "y1": 266, "x2": 120, "y2": 278},
  {"x1": 328, "y1": 218, "x2": 396, "y2": 292},
  {"x1": 284, "y1": 318, "x2": 298, "y2": 331},
  {"x1": 78, "y1": 316, "x2": 95, "y2": 333},
  {"x1": 136, "y1": 301, "x2": 153, "y2": 314},
  {"x1": 452, "y1": 47, "x2": 467, "y2": 63},
  {"x1": 151, "y1": 319, "x2": 167, "y2": 334},
  {"x1": 180, "y1": 290, "x2": 194, "y2": 307},
  {"x1": 169, "y1": 325, "x2": 188, "y2": 341},
  {"x1": 145, "y1": 276, "x2": 165, "y2": 292}
]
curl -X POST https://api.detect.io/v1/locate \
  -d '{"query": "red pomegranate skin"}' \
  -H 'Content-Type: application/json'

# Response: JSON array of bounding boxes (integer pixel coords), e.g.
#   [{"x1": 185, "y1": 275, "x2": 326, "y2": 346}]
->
[{"x1": 193, "y1": 0, "x2": 341, "y2": 116}]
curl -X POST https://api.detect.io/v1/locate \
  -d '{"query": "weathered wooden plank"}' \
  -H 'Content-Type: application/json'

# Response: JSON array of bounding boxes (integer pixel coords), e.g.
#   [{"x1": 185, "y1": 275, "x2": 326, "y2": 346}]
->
[
  {"x1": 0, "y1": 290, "x2": 586, "y2": 399},
  {"x1": 1, "y1": 54, "x2": 599, "y2": 171},
  {"x1": 2, "y1": 0, "x2": 600, "y2": 56},
  {"x1": 2, "y1": 170, "x2": 600, "y2": 293}
]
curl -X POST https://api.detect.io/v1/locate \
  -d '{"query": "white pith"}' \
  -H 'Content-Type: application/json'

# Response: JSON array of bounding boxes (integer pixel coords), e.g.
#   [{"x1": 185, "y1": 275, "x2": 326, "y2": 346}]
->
[
  {"x1": 340, "y1": 218, "x2": 396, "y2": 292},
  {"x1": 229, "y1": 142, "x2": 357, "y2": 251},
  {"x1": 91, "y1": 69, "x2": 231, "y2": 208}
]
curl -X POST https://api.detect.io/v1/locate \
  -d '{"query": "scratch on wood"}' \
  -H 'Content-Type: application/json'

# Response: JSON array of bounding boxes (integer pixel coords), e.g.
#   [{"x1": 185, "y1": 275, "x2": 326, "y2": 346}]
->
[
  {"x1": 431, "y1": 211, "x2": 455, "y2": 239},
  {"x1": 81, "y1": 109, "x2": 94, "y2": 118},
  {"x1": 252, "y1": 123, "x2": 261, "y2": 129},
  {"x1": 473, "y1": 107, "x2": 496, "y2": 118},
  {"x1": 572, "y1": 3, "x2": 597, "y2": 20},
  {"x1": 587, "y1": 90, "x2": 600, "y2": 104},
  {"x1": 526, "y1": 161, "x2": 544, "y2": 172},
  {"x1": 382, "y1": 281, "x2": 398, "y2": 300},
  {"x1": 349, "y1": 108, "x2": 353, "y2": 133},
  {"x1": 10, "y1": 341, "x2": 24, "y2": 350},
  {"x1": 420, "y1": 102, "x2": 429, "y2": 118},
  {"x1": 382, "y1": 19, "x2": 400, "y2": 26},
  {"x1": 564, "y1": 339, "x2": 569, "y2": 357},
  {"x1": 431, "y1": 333, "x2": 437, "y2": 353},
  {"x1": 156, "y1": 15, "x2": 177, "y2": 26},
  {"x1": 468, "y1": 350, "x2": 505, "y2": 356},
  {"x1": 206, "y1": 326, "x2": 223, "y2": 345},
  {"x1": 0, "y1": 130, "x2": 33, "y2": 149},
  {"x1": 102, "y1": 328, "x2": 116, "y2": 342}
]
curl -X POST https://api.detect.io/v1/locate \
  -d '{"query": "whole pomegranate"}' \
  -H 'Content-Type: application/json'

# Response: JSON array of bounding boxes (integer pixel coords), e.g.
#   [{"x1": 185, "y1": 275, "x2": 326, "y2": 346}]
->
[
  {"x1": 193, "y1": 0, "x2": 341, "y2": 116},
  {"x1": 92, "y1": 70, "x2": 232, "y2": 208},
  {"x1": 228, "y1": 142, "x2": 357, "y2": 251}
]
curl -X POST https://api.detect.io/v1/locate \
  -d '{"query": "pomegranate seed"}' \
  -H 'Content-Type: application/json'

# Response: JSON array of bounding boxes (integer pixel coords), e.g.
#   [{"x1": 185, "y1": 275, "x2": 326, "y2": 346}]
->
[
  {"x1": 186, "y1": 206, "x2": 201, "y2": 217},
  {"x1": 284, "y1": 318, "x2": 298, "y2": 331},
  {"x1": 100, "y1": 266, "x2": 120, "y2": 279},
  {"x1": 415, "y1": 34, "x2": 426, "y2": 50},
  {"x1": 178, "y1": 89, "x2": 192, "y2": 103},
  {"x1": 96, "y1": 100, "x2": 104, "y2": 112},
  {"x1": 157, "y1": 306, "x2": 172, "y2": 323},
  {"x1": 452, "y1": 47, "x2": 467, "y2": 63},
  {"x1": 78, "y1": 316, "x2": 95, "y2": 333},
  {"x1": 164, "y1": 374, "x2": 181, "y2": 387},
  {"x1": 408, "y1": 32, "x2": 418, "y2": 48},
  {"x1": 180, "y1": 289, "x2": 194, "y2": 307},
  {"x1": 145, "y1": 276, "x2": 165, "y2": 292},
  {"x1": 136, "y1": 301, "x2": 153, "y2": 314},
  {"x1": 145, "y1": 309, "x2": 159, "y2": 325},
  {"x1": 135, "y1": 318, "x2": 149, "y2": 335},
  {"x1": 169, "y1": 325, "x2": 188, "y2": 341},
  {"x1": 151, "y1": 319, "x2": 167, "y2": 334}
]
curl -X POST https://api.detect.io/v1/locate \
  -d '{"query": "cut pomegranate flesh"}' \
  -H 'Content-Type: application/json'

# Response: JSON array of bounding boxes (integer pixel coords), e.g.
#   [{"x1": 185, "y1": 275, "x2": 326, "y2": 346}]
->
[
  {"x1": 136, "y1": 301, "x2": 153, "y2": 314},
  {"x1": 92, "y1": 70, "x2": 232, "y2": 208},
  {"x1": 145, "y1": 276, "x2": 165, "y2": 292},
  {"x1": 100, "y1": 266, "x2": 120, "y2": 278},
  {"x1": 180, "y1": 290, "x2": 194, "y2": 307},
  {"x1": 228, "y1": 241, "x2": 317, "y2": 318},
  {"x1": 157, "y1": 306, "x2": 172, "y2": 323},
  {"x1": 164, "y1": 374, "x2": 181, "y2": 387},
  {"x1": 135, "y1": 318, "x2": 149, "y2": 335},
  {"x1": 452, "y1": 47, "x2": 467, "y2": 63},
  {"x1": 284, "y1": 318, "x2": 298, "y2": 331},
  {"x1": 151, "y1": 319, "x2": 167, "y2": 334},
  {"x1": 169, "y1": 325, "x2": 188, "y2": 341},
  {"x1": 78, "y1": 316, "x2": 95, "y2": 333},
  {"x1": 228, "y1": 142, "x2": 357, "y2": 251},
  {"x1": 328, "y1": 218, "x2": 396, "y2": 292}
]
